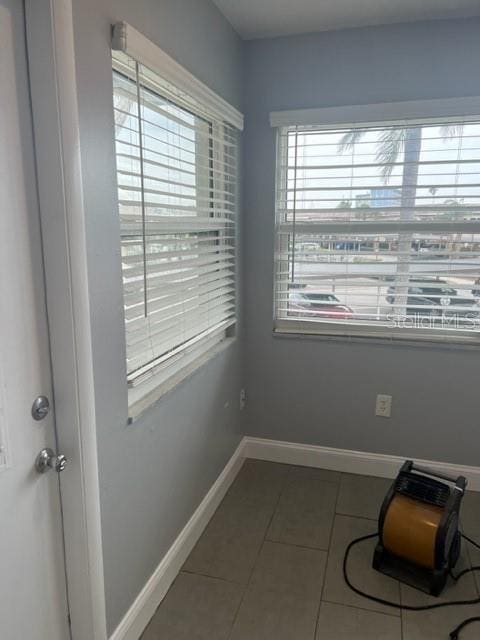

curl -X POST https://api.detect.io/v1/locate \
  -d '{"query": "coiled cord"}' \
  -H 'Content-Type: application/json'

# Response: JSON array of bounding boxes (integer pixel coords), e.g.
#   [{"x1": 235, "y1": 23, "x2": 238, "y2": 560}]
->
[{"x1": 342, "y1": 532, "x2": 480, "y2": 639}]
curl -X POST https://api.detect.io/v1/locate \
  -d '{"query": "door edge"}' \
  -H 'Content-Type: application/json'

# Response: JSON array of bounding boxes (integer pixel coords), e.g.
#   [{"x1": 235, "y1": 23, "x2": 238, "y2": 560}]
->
[{"x1": 24, "y1": 0, "x2": 107, "y2": 638}]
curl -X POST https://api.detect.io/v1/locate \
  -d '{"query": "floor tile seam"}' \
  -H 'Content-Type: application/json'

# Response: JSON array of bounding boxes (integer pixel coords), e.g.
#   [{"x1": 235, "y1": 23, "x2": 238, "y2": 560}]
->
[
  {"x1": 271, "y1": 463, "x2": 296, "y2": 505},
  {"x1": 179, "y1": 568, "x2": 245, "y2": 587},
  {"x1": 339, "y1": 471, "x2": 389, "y2": 481},
  {"x1": 398, "y1": 573, "x2": 405, "y2": 640},
  {"x1": 263, "y1": 536, "x2": 331, "y2": 553},
  {"x1": 320, "y1": 598, "x2": 404, "y2": 620},
  {"x1": 223, "y1": 464, "x2": 294, "y2": 513},
  {"x1": 238, "y1": 539, "x2": 329, "y2": 600},
  {"x1": 320, "y1": 597, "x2": 401, "y2": 619},
  {"x1": 288, "y1": 469, "x2": 342, "y2": 487},
  {"x1": 188, "y1": 463, "x2": 294, "y2": 639},
  {"x1": 342, "y1": 533, "x2": 401, "y2": 609},
  {"x1": 334, "y1": 508, "x2": 379, "y2": 522},
  {"x1": 314, "y1": 469, "x2": 344, "y2": 639},
  {"x1": 225, "y1": 466, "x2": 291, "y2": 639}
]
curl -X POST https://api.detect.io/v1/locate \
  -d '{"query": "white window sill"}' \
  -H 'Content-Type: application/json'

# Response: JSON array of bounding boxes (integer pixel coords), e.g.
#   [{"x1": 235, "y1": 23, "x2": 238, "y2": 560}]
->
[
  {"x1": 127, "y1": 336, "x2": 236, "y2": 423},
  {"x1": 273, "y1": 320, "x2": 480, "y2": 352}
]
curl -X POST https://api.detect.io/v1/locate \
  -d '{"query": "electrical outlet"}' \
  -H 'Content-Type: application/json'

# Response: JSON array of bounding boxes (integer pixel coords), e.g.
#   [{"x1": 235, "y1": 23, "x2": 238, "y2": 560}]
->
[
  {"x1": 239, "y1": 388, "x2": 247, "y2": 411},
  {"x1": 375, "y1": 394, "x2": 392, "y2": 418}
]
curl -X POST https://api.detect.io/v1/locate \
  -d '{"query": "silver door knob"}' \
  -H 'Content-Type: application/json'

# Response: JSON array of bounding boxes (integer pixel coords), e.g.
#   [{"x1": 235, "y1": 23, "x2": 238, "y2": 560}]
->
[{"x1": 35, "y1": 448, "x2": 67, "y2": 474}]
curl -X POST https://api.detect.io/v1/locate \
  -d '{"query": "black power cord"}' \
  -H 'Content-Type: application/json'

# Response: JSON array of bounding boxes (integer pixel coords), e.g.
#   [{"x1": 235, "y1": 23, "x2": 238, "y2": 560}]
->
[
  {"x1": 343, "y1": 532, "x2": 480, "y2": 639},
  {"x1": 449, "y1": 617, "x2": 480, "y2": 640}
]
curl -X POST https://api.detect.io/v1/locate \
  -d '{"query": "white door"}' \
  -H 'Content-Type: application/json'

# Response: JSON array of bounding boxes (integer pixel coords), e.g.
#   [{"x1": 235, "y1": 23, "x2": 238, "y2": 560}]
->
[{"x1": 0, "y1": 1, "x2": 70, "y2": 638}]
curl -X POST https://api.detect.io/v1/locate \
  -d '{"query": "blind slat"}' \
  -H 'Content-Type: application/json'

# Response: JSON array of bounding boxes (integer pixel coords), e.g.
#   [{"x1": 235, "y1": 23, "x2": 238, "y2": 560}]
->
[
  {"x1": 126, "y1": 299, "x2": 236, "y2": 347},
  {"x1": 275, "y1": 119, "x2": 480, "y2": 339},
  {"x1": 123, "y1": 268, "x2": 235, "y2": 306},
  {"x1": 123, "y1": 252, "x2": 234, "y2": 280},
  {"x1": 115, "y1": 150, "x2": 237, "y2": 182},
  {"x1": 126, "y1": 283, "x2": 235, "y2": 325},
  {"x1": 113, "y1": 52, "x2": 238, "y2": 382}
]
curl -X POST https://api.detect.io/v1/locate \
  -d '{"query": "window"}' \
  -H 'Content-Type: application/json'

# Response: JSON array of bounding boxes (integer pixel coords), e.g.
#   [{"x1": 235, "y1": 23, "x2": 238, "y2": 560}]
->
[
  {"x1": 273, "y1": 109, "x2": 480, "y2": 343},
  {"x1": 112, "y1": 35, "x2": 241, "y2": 394}
]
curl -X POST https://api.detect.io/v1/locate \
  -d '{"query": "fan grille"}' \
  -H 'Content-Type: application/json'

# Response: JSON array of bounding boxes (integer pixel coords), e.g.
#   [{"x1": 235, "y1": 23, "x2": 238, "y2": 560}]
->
[{"x1": 395, "y1": 472, "x2": 450, "y2": 508}]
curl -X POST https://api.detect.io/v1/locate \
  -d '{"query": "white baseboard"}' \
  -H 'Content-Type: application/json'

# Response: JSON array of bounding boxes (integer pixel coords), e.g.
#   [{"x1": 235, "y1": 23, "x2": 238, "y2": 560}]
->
[
  {"x1": 110, "y1": 435, "x2": 480, "y2": 640},
  {"x1": 243, "y1": 436, "x2": 480, "y2": 492},
  {"x1": 109, "y1": 439, "x2": 246, "y2": 640}
]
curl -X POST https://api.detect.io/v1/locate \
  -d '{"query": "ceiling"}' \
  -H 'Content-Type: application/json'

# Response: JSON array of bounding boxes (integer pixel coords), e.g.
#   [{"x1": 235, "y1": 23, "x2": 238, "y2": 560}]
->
[{"x1": 212, "y1": 0, "x2": 480, "y2": 40}]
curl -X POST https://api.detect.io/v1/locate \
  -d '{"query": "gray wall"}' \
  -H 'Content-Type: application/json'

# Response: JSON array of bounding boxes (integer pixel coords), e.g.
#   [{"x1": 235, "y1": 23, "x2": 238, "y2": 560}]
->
[
  {"x1": 243, "y1": 20, "x2": 480, "y2": 467},
  {"x1": 69, "y1": 8, "x2": 480, "y2": 632},
  {"x1": 70, "y1": 0, "x2": 244, "y2": 632}
]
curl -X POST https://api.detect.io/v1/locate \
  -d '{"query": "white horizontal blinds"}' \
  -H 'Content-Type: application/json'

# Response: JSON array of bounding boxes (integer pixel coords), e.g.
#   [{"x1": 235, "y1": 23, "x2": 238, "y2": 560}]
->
[
  {"x1": 113, "y1": 51, "x2": 237, "y2": 384},
  {"x1": 275, "y1": 119, "x2": 480, "y2": 336}
]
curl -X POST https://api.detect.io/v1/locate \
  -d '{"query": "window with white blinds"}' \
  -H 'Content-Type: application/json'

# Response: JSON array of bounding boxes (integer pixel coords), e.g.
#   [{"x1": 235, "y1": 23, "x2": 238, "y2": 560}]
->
[
  {"x1": 112, "y1": 51, "x2": 238, "y2": 387},
  {"x1": 274, "y1": 116, "x2": 480, "y2": 342}
]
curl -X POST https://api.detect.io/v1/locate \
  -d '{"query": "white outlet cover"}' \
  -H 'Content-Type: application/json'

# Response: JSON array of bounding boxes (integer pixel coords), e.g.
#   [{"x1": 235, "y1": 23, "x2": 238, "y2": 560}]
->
[
  {"x1": 239, "y1": 388, "x2": 246, "y2": 410},
  {"x1": 375, "y1": 394, "x2": 392, "y2": 418}
]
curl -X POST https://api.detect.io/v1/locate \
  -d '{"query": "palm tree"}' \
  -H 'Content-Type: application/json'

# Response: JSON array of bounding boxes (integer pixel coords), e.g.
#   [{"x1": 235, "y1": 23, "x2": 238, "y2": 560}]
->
[{"x1": 338, "y1": 124, "x2": 462, "y2": 316}]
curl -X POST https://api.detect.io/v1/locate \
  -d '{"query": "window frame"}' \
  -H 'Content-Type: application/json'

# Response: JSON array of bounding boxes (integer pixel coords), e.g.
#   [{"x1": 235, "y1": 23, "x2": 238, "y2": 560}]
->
[
  {"x1": 111, "y1": 23, "x2": 242, "y2": 414},
  {"x1": 271, "y1": 97, "x2": 480, "y2": 347}
]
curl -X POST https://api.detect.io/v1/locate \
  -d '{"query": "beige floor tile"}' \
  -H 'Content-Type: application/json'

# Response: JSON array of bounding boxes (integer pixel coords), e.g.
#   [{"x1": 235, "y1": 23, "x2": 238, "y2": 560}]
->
[
  {"x1": 322, "y1": 515, "x2": 400, "y2": 616},
  {"x1": 336, "y1": 473, "x2": 392, "y2": 521},
  {"x1": 229, "y1": 541, "x2": 327, "y2": 640},
  {"x1": 145, "y1": 468, "x2": 480, "y2": 640},
  {"x1": 266, "y1": 466, "x2": 339, "y2": 549},
  {"x1": 460, "y1": 491, "x2": 480, "y2": 553},
  {"x1": 183, "y1": 500, "x2": 272, "y2": 584},
  {"x1": 249, "y1": 540, "x2": 328, "y2": 594},
  {"x1": 402, "y1": 603, "x2": 480, "y2": 640},
  {"x1": 142, "y1": 572, "x2": 243, "y2": 640},
  {"x1": 400, "y1": 537, "x2": 480, "y2": 639},
  {"x1": 222, "y1": 459, "x2": 290, "y2": 510},
  {"x1": 461, "y1": 491, "x2": 480, "y2": 593},
  {"x1": 288, "y1": 465, "x2": 341, "y2": 485}
]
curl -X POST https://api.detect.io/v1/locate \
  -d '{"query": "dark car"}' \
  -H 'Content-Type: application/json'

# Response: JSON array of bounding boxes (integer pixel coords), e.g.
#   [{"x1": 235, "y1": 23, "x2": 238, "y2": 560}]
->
[
  {"x1": 386, "y1": 278, "x2": 479, "y2": 318},
  {"x1": 289, "y1": 290, "x2": 354, "y2": 319},
  {"x1": 472, "y1": 278, "x2": 480, "y2": 298}
]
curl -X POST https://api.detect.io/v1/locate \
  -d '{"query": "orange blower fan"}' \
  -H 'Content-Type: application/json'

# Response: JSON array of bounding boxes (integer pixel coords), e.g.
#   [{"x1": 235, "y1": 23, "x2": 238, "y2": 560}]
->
[{"x1": 373, "y1": 460, "x2": 466, "y2": 596}]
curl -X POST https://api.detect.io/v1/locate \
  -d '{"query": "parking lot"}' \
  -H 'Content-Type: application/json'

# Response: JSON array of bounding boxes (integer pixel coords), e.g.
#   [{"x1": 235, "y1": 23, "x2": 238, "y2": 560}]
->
[{"x1": 290, "y1": 254, "x2": 480, "y2": 323}]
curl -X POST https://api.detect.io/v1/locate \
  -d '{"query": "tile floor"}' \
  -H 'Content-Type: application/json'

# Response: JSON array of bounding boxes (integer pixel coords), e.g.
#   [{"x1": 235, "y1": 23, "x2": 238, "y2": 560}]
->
[{"x1": 142, "y1": 460, "x2": 480, "y2": 640}]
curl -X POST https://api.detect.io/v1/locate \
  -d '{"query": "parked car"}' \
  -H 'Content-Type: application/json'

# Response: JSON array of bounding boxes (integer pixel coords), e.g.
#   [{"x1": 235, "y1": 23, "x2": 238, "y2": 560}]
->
[
  {"x1": 289, "y1": 290, "x2": 354, "y2": 319},
  {"x1": 386, "y1": 278, "x2": 479, "y2": 318},
  {"x1": 472, "y1": 278, "x2": 480, "y2": 298}
]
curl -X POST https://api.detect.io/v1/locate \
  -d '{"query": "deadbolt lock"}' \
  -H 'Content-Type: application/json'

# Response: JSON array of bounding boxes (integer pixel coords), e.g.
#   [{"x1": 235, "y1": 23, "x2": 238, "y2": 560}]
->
[{"x1": 31, "y1": 396, "x2": 50, "y2": 421}]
